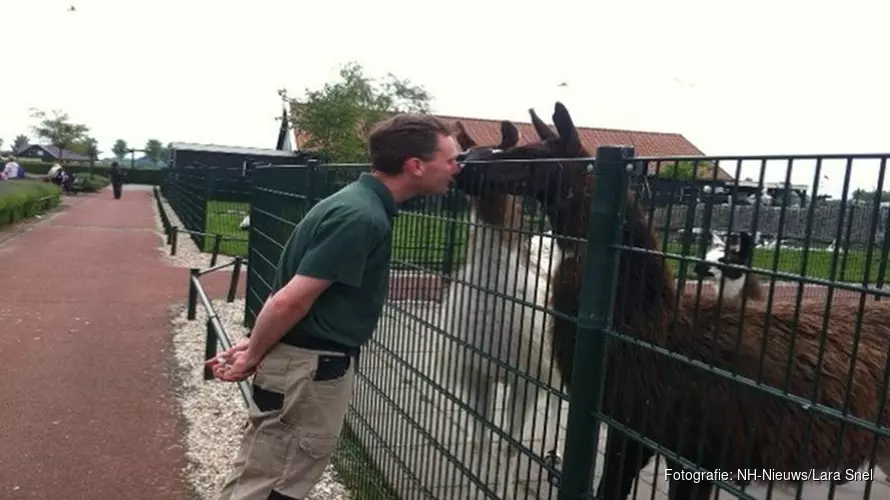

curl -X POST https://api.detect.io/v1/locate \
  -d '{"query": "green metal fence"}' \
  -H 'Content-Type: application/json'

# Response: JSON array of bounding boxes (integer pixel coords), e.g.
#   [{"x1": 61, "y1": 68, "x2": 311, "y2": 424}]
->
[
  {"x1": 161, "y1": 164, "x2": 250, "y2": 256},
  {"x1": 457, "y1": 144, "x2": 890, "y2": 500},
  {"x1": 245, "y1": 160, "x2": 562, "y2": 499},
  {"x1": 239, "y1": 147, "x2": 890, "y2": 500}
]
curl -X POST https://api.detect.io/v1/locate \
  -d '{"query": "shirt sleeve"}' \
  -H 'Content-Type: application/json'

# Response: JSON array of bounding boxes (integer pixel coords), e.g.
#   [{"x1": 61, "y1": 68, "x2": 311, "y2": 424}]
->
[{"x1": 295, "y1": 207, "x2": 377, "y2": 288}]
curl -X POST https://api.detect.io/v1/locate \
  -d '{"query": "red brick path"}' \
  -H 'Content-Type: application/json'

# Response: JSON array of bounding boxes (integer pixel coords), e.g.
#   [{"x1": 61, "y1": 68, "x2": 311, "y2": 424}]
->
[{"x1": 0, "y1": 188, "x2": 240, "y2": 500}]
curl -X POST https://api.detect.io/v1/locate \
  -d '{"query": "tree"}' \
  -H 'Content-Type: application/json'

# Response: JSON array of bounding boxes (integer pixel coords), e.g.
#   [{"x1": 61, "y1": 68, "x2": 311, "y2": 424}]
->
[
  {"x1": 12, "y1": 135, "x2": 29, "y2": 153},
  {"x1": 655, "y1": 160, "x2": 717, "y2": 180},
  {"x1": 851, "y1": 188, "x2": 890, "y2": 203},
  {"x1": 29, "y1": 109, "x2": 90, "y2": 161},
  {"x1": 286, "y1": 61, "x2": 433, "y2": 162},
  {"x1": 144, "y1": 139, "x2": 168, "y2": 166},
  {"x1": 69, "y1": 136, "x2": 100, "y2": 161},
  {"x1": 112, "y1": 139, "x2": 129, "y2": 160}
]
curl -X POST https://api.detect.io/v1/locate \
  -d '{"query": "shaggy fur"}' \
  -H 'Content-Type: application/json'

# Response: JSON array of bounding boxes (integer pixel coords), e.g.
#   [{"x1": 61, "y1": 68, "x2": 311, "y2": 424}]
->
[
  {"x1": 454, "y1": 101, "x2": 890, "y2": 499},
  {"x1": 439, "y1": 120, "x2": 563, "y2": 467}
]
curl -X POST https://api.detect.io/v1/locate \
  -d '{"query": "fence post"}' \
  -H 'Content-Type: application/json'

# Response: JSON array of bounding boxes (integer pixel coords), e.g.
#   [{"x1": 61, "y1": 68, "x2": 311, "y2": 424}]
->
[
  {"x1": 441, "y1": 192, "x2": 459, "y2": 276},
  {"x1": 204, "y1": 318, "x2": 217, "y2": 380},
  {"x1": 243, "y1": 162, "x2": 262, "y2": 329},
  {"x1": 170, "y1": 227, "x2": 179, "y2": 256},
  {"x1": 558, "y1": 146, "x2": 633, "y2": 499},
  {"x1": 210, "y1": 234, "x2": 222, "y2": 267},
  {"x1": 228, "y1": 256, "x2": 243, "y2": 303},
  {"x1": 187, "y1": 268, "x2": 199, "y2": 320},
  {"x1": 201, "y1": 166, "x2": 212, "y2": 251}
]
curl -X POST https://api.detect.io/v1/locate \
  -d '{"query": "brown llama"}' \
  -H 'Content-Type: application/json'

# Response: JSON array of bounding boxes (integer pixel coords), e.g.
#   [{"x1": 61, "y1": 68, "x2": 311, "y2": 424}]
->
[
  {"x1": 437, "y1": 120, "x2": 563, "y2": 480},
  {"x1": 453, "y1": 101, "x2": 890, "y2": 499}
]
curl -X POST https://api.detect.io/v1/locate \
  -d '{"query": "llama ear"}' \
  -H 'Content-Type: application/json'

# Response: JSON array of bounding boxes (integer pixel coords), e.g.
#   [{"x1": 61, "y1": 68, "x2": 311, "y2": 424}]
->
[
  {"x1": 454, "y1": 121, "x2": 476, "y2": 150},
  {"x1": 552, "y1": 101, "x2": 583, "y2": 156},
  {"x1": 498, "y1": 121, "x2": 520, "y2": 149},
  {"x1": 529, "y1": 108, "x2": 557, "y2": 140},
  {"x1": 711, "y1": 231, "x2": 725, "y2": 248}
]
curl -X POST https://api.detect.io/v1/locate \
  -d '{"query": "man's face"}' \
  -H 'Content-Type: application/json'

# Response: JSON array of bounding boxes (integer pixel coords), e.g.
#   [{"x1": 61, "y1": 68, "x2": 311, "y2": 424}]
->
[{"x1": 412, "y1": 134, "x2": 461, "y2": 196}]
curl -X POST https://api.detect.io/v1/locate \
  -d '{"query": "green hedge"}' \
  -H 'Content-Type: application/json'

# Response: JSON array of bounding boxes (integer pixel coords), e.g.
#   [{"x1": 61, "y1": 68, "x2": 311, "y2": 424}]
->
[
  {"x1": 18, "y1": 159, "x2": 167, "y2": 186},
  {"x1": 0, "y1": 180, "x2": 61, "y2": 227},
  {"x1": 78, "y1": 174, "x2": 111, "y2": 192}
]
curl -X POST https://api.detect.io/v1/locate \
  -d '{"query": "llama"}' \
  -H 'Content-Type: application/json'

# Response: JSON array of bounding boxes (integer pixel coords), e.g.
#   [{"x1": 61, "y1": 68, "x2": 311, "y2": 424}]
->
[
  {"x1": 692, "y1": 230, "x2": 763, "y2": 303},
  {"x1": 454, "y1": 101, "x2": 890, "y2": 499},
  {"x1": 439, "y1": 120, "x2": 564, "y2": 478}
]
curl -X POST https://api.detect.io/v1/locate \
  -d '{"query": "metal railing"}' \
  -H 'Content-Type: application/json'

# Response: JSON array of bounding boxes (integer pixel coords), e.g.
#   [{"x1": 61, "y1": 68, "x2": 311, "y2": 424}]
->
[
  {"x1": 153, "y1": 185, "x2": 248, "y2": 267},
  {"x1": 185, "y1": 256, "x2": 252, "y2": 408}
]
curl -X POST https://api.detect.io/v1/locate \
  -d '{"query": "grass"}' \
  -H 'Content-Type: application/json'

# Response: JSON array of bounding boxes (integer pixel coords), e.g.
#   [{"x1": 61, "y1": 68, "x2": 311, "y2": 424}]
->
[
  {"x1": 204, "y1": 200, "x2": 250, "y2": 256},
  {"x1": 661, "y1": 240, "x2": 887, "y2": 284},
  {"x1": 331, "y1": 421, "x2": 401, "y2": 500},
  {"x1": 0, "y1": 180, "x2": 61, "y2": 227},
  {"x1": 201, "y1": 199, "x2": 888, "y2": 284},
  {"x1": 203, "y1": 200, "x2": 472, "y2": 270}
]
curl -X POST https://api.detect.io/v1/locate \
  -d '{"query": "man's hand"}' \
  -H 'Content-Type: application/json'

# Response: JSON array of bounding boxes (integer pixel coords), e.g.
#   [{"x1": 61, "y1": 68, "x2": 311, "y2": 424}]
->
[{"x1": 205, "y1": 339, "x2": 260, "y2": 382}]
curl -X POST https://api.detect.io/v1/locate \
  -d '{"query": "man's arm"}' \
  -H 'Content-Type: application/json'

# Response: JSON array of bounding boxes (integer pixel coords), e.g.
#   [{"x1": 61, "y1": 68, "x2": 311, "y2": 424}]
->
[{"x1": 242, "y1": 273, "x2": 331, "y2": 364}]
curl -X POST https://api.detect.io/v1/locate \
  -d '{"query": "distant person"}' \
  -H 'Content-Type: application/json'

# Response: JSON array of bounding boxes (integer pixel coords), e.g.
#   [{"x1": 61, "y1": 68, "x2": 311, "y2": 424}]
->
[
  {"x1": 48, "y1": 163, "x2": 64, "y2": 185},
  {"x1": 3, "y1": 157, "x2": 22, "y2": 180},
  {"x1": 109, "y1": 161, "x2": 124, "y2": 199}
]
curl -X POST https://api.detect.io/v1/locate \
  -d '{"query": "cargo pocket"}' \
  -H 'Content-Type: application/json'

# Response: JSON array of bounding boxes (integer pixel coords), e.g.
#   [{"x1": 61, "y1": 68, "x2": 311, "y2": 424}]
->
[
  {"x1": 298, "y1": 433, "x2": 340, "y2": 461},
  {"x1": 249, "y1": 351, "x2": 292, "y2": 419},
  {"x1": 243, "y1": 423, "x2": 293, "y2": 478},
  {"x1": 312, "y1": 355, "x2": 351, "y2": 382}
]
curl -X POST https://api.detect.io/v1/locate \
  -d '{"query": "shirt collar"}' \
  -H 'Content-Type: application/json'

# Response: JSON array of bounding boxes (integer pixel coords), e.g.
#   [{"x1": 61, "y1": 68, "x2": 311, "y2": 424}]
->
[{"x1": 357, "y1": 172, "x2": 398, "y2": 218}]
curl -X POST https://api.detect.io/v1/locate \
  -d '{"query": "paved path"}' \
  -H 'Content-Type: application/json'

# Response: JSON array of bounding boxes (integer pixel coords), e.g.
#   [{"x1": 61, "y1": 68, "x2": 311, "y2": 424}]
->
[{"x1": 0, "y1": 186, "x2": 240, "y2": 500}]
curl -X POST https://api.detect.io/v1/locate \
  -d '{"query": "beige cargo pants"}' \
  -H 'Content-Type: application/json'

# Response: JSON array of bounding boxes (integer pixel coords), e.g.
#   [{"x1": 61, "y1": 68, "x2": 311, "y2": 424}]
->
[{"x1": 216, "y1": 342, "x2": 356, "y2": 500}]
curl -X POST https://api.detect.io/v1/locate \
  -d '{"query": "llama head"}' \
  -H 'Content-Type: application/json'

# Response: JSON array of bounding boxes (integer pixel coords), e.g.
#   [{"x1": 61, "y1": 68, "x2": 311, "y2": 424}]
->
[
  {"x1": 693, "y1": 230, "x2": 754, "y2": 283},
  {"x1": 454, "y1": 101, "x2": 591, "y2": 237},
  {"x1": 454, "y1": 119, "x2": 522, "y2": 193}
]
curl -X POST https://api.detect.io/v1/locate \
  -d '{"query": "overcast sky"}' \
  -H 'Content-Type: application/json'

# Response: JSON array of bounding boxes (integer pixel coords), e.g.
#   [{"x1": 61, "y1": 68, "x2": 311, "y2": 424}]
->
[{"x1": 3, "y1": 0, "x2": 888, "y2": 197}]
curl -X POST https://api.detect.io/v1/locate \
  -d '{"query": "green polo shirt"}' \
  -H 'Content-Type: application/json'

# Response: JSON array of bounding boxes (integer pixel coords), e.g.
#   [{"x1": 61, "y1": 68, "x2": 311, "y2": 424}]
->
[{"x1": 273, "y1": 172, "x2": 398, "y2": 348}]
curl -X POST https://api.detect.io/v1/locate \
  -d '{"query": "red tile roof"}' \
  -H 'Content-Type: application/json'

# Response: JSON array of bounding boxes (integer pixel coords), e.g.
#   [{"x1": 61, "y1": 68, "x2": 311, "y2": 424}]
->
[
  {"x1": 435, "y1": 114, "x2": 705, "y2": 157},
  {"x1": 290, "y1": 110, "x2": 730, "y2": 179},
  {"x1": 432, "y1": 114, "x2": 731, "y2": 181}
]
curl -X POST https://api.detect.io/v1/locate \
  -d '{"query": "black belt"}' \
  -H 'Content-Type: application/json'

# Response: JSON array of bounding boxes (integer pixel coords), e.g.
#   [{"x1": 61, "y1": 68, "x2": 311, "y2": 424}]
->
[{"x1": 280, "y1": 334, "x2": 360, "y2": 357}]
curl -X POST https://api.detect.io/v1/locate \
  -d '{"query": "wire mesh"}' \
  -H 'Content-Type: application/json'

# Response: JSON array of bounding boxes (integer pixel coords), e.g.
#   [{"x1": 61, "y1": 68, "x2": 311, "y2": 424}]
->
[
  {"x1": 246, "y1": 161, "x2": 567, "y2": 500},
  {"x1": 457, "y1": 144, "x2": 890, "y2": 500}
]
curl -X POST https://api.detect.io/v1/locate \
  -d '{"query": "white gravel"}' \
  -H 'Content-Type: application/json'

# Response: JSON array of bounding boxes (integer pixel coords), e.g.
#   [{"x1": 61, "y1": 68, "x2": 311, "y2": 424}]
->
[{"x1": 155, "y1": 191, "x2": 351, "y2": 500}]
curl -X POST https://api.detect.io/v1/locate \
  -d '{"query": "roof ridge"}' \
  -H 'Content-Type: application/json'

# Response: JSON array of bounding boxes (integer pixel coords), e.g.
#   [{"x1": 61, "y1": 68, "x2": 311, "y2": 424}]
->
[{"x1": 430, "y1": 112, "x2": 686, "y2": 137}]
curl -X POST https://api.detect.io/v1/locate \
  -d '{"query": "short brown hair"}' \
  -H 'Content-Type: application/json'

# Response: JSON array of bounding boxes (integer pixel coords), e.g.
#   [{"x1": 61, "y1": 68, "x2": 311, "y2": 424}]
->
[{"x1": 367, "y1": 114, "x2": 452, "y2": 175}]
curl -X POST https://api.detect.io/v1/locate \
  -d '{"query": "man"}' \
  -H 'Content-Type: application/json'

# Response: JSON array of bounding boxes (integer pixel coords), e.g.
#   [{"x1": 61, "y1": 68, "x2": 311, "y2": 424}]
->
[
  {"x1": 3, "y1": 157, "x2": 21, "y2": 180},
  {"x1": 109, "y1": 161, "x2": 124, "y2": 199},
  {"x1": 206, "y1": 113, "x2": 461, "y2": 500}
]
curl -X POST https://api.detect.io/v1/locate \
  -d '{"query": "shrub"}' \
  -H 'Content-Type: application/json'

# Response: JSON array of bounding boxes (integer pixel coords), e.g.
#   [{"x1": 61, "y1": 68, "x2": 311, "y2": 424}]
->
[
  {"x1": 78, "y1": 173, "x2": 111, "y2": 192},
  {"x1": 18, "y1": 159, "x2": 167, "y2": 186},
  {"x1": 0, "y1": 180, "x2": 61, "y2": 227}
]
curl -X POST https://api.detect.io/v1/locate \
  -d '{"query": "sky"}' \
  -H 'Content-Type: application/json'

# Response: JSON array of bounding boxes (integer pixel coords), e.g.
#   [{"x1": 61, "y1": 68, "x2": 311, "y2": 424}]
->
[{"x1": 2, "y1": 0, "x2": 889, "y2": 198}]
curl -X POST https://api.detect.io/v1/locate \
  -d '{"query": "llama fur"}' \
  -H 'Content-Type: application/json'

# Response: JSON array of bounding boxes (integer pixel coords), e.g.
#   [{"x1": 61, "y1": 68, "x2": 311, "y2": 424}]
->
[
  {"x1": 437, "y1": 120, "x2": 563, "y2": 474},
  {"x1": 454, "y1": 101, "x2": 890, "y2": 499}
]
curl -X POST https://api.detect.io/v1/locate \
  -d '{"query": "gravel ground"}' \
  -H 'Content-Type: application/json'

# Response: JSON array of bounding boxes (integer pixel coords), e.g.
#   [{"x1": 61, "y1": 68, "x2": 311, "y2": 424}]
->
[{"x1": 154, "y1": 193, "x2": 351, "y2": 499}]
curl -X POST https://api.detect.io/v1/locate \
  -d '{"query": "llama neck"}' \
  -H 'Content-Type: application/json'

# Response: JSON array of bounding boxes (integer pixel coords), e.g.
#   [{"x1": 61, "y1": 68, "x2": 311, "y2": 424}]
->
[
  {"x1": 465, "y1": 194, "x2": 529, "y2": 264},
  {"x1": 548, "y1": 191, "x2": 676, "y2": 331}
]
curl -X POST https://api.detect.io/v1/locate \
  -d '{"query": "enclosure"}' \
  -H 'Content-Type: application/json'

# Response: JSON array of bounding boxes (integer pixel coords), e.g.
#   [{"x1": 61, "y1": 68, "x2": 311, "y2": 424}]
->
[
  {"x1": 161, "y1": 142, "x2": 320, "y2": 256},
  {"x1": 174, "y1": 146, "x2": 890, "y2": 500}
]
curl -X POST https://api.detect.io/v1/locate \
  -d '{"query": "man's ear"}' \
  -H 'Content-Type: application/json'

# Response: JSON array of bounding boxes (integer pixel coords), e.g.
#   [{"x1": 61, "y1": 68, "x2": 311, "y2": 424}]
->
[{"x1": 403, "y1": 157, "x2": 424, "y2": 177}]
